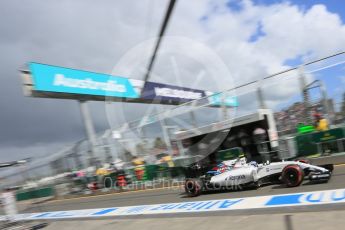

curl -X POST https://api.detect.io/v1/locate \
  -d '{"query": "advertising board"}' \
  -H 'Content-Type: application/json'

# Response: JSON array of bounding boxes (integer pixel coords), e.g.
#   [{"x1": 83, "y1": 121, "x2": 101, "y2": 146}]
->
[
  {"x1": 26, "y1": 62, "x2": 238, "y2": 107},
  {"x1": 141, "y1": 82, "x2": 206, "y2": 103},
  {"x1": 29, "y1": 63, "x2": 139, "y2": 99}
]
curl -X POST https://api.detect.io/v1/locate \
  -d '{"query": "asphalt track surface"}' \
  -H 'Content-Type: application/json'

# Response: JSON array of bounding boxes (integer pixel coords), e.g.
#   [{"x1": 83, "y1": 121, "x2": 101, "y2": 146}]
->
[{"x1": 21, "y1": 164, "x2": 345, "y2": 216}]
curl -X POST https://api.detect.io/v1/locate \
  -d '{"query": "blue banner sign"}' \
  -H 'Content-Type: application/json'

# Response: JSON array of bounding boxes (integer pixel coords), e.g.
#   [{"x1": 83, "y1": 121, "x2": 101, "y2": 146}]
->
[
  {"x1": 29, "y1": 63, "x2": 139, "y2": 98},
  {"x1": 208, "y1": 92, "x2": 238, "y2": 107},
  {"x1": 141, "y1": 82, "x2": 206, "y2": 103},
  {"x1": 2, "y1": 188, "x2": 344, "y2": 221},
  {"x1": 27, "y1": 62, "x2": 238, "y2": 107}
]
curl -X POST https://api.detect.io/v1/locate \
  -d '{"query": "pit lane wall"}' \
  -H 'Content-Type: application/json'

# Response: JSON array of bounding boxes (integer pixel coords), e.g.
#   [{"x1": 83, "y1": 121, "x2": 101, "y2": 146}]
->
[
  {"x1": 265, "y1": 125, "x2": 345, "y2": 166},
  {"x1": 1, "y1": 188, "x2": 345, "y2": 221},
  {"x1": 295, "y1": 126, "x2": 345, "y2": 157},
  {"x1": 16, "y1": 187, "x2": 54, "y2": 202}
]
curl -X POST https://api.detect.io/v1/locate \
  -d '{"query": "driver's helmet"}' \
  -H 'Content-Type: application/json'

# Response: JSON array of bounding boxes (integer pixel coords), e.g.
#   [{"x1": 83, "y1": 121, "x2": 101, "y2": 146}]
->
[
  {"x1": 230, "y1": 157, "x2": 247, "y2": 168},
  {"x1": 249, "y1": 161, "x2": 258, "y2": 167}
]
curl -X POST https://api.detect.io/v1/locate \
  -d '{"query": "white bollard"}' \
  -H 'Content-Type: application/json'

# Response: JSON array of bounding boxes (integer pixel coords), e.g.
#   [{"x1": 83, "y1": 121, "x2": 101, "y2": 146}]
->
[{"x1": 1, "y1": 191, "x2": 18, "y2": 222}]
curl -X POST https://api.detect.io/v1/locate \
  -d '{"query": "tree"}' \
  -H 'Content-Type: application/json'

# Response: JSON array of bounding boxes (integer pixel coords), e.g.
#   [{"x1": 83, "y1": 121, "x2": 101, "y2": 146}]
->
[
  {"x1": 136, "y1": 143, "x2": 145, "y2": 156},
  {"x1": 153, "y1": 137, "x2": 166, "y2": 149},
  {"x1": 123, "y1": 150, "x2": 133, "y2": 162}
]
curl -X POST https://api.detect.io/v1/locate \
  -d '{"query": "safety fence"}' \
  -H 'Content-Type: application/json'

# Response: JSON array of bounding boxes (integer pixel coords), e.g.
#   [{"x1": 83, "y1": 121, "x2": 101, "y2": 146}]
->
[{"x1": 1, "y1": 51, "x2": 345, "y2": 198}]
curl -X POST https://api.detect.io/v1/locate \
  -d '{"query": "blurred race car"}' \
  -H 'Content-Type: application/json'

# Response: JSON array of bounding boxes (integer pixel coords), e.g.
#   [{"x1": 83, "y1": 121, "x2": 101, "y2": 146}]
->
[{"x1": 184, "y1": 157, "x2": 332, "y2": 197}]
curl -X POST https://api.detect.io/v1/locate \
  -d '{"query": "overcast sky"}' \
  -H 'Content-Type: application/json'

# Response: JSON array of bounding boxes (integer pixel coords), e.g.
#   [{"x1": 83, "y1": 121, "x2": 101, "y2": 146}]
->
[{"x1": 0, "y1": 0, "x2": 345, "y2": 163}]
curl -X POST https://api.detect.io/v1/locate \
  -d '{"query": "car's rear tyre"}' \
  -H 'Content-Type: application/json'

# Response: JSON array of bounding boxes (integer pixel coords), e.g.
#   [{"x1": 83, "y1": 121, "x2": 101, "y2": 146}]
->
[
  {"x1": 185, "y1": 179, "x2": 203, "y2": 197},
  {"x1": 282, "y1": 165, "x2": 304, "y2": 187}
]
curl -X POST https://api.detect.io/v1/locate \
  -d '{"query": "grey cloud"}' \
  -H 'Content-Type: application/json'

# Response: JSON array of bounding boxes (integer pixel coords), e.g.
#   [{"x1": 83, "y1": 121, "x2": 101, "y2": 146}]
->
[
  {"x1": 0, "y1": 0, "x2": 166, "y2": 161},
  {"x1": 1, "y1": 0, "x2": 344, "y2": 165}
]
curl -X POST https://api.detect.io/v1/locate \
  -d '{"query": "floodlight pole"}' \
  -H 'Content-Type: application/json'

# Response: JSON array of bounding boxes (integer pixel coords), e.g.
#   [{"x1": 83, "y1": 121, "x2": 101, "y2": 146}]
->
[
  {"x1": 71, "y1": 140, "x2": 84, "y2": 170},
  {"x1": 160, "y1": 118, "x2": 174, "y2": 155},
  {"x1": 299, "y1": 66, "x2": 311, "y2": 125},
  {"x1": 319, "y1": 81, "x2": 332, "y2": 124},
  {"x1": 142, "y1": 0, "x2": 177, "y2": 85},
  {"x1": 189, "y1": 110, "x2": 198, "y2": 128},
  {"x1": 302, "y1": 79, "x2": 332, "y2": 125},
  {"x1": 79, "y1": 100, "x2": 98, "y2": 166},
  {"x1": 164, "y1": 125, "x2": 185, "y2": 156},
  {"x1": 257, "y1": 86, "x2": 267, "y2": 109}
]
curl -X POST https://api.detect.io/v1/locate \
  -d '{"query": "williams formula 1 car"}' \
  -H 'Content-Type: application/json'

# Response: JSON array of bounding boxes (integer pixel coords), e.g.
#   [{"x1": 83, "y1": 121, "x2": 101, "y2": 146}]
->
[{"x1": 184, "y1": 157, "x2": 332, "y2": 197}]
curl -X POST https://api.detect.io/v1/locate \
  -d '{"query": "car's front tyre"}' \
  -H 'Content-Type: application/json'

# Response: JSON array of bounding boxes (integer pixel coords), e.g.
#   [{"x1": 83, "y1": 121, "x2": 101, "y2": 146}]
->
[{"x1": 282, "y1": 165, "x2": 304, "y2": 187}]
